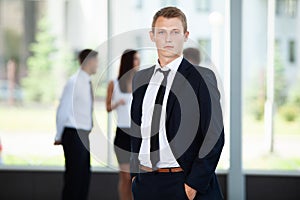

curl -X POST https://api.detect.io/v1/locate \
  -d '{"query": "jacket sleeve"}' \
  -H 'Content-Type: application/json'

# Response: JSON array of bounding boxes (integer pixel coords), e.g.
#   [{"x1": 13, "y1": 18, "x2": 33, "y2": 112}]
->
[
  {"x1": 130, "y1": 73, "x2": 141, "y2": 179},
  {"x1": 185, "y1": 69, "x2": 225, "y2": 194}
]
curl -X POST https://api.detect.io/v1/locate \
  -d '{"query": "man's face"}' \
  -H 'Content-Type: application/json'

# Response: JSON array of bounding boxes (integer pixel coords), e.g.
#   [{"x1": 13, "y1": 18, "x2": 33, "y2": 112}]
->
[
  {"x1": 150, "y1": 16, "x2": 189, "y2": 59},
  {"x1": 88, "y1": 57, "x2": 98, "y2": 74}
]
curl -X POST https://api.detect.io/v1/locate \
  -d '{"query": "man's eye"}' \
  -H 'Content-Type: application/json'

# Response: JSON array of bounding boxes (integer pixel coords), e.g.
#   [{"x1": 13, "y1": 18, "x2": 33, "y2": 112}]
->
[{"x1": 158, "y1": 31, "x2": 164, "y2": 34}]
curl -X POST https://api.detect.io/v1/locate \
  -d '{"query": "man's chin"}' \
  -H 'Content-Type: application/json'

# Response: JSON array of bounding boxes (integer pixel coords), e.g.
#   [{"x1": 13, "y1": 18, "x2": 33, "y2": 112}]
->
[
  {"x1": 91, "y1": 70, "x2": 97, "y2": 75},
  {"x1": 160, "y1": 51, "x2": 180, "y2": 58}
]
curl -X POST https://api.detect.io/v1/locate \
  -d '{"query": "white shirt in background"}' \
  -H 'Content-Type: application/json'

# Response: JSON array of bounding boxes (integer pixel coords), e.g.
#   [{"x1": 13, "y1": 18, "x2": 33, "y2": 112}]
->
[{"x1": 55, "y1": 69, "x2": 93, "y2": 141}]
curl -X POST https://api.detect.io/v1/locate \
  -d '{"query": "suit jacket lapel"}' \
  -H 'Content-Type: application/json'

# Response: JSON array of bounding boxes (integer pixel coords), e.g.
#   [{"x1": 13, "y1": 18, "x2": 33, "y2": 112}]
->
[
  {"x1": 166, "y1": 58, "x2": 192, "y2": 120},
  {"x1": 135, "y1": 66, "x2": 155, "y2": 122},
  {"x1": 135, "y1": 60, "x2": 192, "y2": 136}
]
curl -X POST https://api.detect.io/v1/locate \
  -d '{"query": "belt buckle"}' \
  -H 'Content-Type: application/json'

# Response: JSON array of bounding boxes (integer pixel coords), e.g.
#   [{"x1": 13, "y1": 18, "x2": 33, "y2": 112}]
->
[{"x1": 152, "y1": 166, "x2": 159, "y2": 174}]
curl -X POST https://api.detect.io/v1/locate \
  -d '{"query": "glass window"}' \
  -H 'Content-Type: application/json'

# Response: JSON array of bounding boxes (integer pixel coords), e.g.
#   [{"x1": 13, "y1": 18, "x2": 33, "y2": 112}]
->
[
  {"x1": 0, "y1": 0, "x2": 229, "y2": 171},
  {"x1": 288, "y1": 40, "x2": 296, "y2": 63},
  {"x1": 0, "y1": 0, "x2": 108, "y2": 167},
  {"x1": 110, "y1": 0, "x2": 228, "y2": 170},
  {"x1": 276, "y1": 0, "x2": 298, "y2": 17},
  {"x1": 198, "y1": 38, "x2": 212, "y2": 63},
  {"x1": 243, "y1": 0, "x2": 300, "y2": 170},
  {"x1": 161, "y1": 0, "x2": 178, "y2": 7},
  {"x1": 195, "y1": 0, "x2": 211, "y2": 12},
  {"x1": 135, "y1": 0, "x2": 143, "y2": 9}
]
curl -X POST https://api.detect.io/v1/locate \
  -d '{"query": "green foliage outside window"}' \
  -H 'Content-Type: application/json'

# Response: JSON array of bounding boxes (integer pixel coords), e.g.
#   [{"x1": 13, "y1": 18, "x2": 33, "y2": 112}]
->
[
  {"x1": 22, "y1": 17, "x2": 57, "y2": 103},
  {"x1": 22, "y1": 17, "x2": 77, "y2": 103}
]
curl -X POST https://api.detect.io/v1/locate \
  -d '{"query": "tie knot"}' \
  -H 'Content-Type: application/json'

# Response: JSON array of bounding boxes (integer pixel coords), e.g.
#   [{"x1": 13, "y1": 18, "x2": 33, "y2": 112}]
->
[{"x1": 156, "y1": 68, "x2": 170, "y2": 77}]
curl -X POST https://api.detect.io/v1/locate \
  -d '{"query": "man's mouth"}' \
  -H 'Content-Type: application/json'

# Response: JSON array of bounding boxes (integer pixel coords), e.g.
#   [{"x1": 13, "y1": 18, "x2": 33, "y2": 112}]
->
[{"x1": 164, "y1": 46, "x2": 174, "y2": 49}]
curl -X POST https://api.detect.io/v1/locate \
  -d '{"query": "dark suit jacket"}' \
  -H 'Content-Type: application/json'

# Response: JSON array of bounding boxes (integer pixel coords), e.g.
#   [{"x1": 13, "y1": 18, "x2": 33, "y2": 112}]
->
[{"x1": 130, "y1": 58, "x2": 224, "y2": 200}]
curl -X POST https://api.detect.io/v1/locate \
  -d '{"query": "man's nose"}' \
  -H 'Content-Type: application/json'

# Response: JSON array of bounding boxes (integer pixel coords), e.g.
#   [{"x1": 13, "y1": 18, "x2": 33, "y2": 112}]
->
[{"x1": 165, "y1": 32, "x2": 172, "y2": 42}]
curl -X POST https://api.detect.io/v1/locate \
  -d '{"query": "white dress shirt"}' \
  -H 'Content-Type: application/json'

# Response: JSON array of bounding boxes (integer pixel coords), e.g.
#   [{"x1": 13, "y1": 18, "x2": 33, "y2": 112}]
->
[
  {"x1": 139, "y1": 55, "x2": 183, "y2": 168},
  {"x1": 55, "y1": 69, "x2": 93, "y2": 141}
]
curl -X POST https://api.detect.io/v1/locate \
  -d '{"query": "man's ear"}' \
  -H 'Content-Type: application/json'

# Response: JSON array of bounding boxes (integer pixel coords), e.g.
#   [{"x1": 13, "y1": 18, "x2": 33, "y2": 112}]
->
[
  {"x1": 184, "y1": 31, "x2": 189, "y2": 42},
  {"x1": 149, "y1": 30, "x2": 155, "y2": 42}
]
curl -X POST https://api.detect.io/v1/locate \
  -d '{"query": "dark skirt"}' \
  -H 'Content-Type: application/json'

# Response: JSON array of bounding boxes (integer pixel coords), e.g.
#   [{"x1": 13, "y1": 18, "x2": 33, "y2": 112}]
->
[{"x1": 114, "y1": 127, "x2": 131, "y2": 164}]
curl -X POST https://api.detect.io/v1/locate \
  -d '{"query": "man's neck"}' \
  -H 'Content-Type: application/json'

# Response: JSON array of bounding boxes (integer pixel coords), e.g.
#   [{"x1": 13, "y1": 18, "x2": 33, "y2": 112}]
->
[
  {"x1": 158, "y1": 55, "x2": 181, "y2": 67},
  {"x1": 81, "y1": 67, "x2": 91, "y2": 76}
]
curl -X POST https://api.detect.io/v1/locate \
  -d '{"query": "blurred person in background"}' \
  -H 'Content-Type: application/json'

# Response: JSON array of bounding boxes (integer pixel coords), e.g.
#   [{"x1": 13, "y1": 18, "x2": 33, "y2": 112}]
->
[
  {"x1": 183, "y1": 47, "x2": 201, "y2": 66},
  {"x1": 183, "y1": 47, "x2": 217, "y2": 95},
  {"x1": 54, "y1": 49, "x2": 98, "y2": 200},
  {"x1": 106, "y1": 49, "x2": 140, "y2": 200}
]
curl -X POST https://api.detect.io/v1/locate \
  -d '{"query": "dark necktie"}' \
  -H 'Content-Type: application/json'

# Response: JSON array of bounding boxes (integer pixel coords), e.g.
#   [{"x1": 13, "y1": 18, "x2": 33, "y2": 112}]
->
[
  {"x1": 89, "y1": 81, "x2": 94, "y2": 127},
  {"x1": 150, "y1": 68, "x2": 170, "y2": 169}
]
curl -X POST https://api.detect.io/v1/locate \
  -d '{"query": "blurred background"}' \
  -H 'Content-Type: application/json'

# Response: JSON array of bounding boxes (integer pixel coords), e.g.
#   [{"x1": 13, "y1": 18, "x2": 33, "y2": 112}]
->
[{"x1": 0, "y1": 0, "x2": 299, "y2": 199}]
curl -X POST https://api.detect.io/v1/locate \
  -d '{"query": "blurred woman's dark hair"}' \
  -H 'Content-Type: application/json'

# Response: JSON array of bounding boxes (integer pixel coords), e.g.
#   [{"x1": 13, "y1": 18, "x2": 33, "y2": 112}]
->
[{"x1": 118, "y1": 49, "x2": 138, "y2": 93}]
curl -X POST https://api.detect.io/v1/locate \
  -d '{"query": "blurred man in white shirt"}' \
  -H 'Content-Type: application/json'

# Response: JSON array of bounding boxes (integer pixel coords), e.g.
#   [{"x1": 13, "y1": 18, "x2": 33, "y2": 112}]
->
[{"x1": 55, "y1": 49, "x2": 98, "y2": 200}]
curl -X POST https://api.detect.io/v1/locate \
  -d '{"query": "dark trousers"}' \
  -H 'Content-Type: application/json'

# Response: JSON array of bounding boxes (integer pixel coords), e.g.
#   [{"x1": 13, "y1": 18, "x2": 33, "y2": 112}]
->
[
  {"x1": 132, "y1": 171, "x2": 190, "y2": 200},
  {"x1": 62, "y1": 127, "x2": 91, "y2": 200}
]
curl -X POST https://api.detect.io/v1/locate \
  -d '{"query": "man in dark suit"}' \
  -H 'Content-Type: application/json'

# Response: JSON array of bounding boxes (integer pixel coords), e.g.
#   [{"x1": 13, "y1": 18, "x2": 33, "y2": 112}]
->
[{"x1": 130, "y1": 7, "x2": 224, "y2": 200}]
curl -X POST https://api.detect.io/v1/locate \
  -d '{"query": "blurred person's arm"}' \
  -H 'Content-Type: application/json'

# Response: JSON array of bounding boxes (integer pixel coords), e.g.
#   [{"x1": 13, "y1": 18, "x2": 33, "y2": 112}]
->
[
  {"x1": 54, "y1": 81, "x2": 72, "y2": 145},
  {"x1": 106, "y1": 80, "x2": 125, "y2": 112}
]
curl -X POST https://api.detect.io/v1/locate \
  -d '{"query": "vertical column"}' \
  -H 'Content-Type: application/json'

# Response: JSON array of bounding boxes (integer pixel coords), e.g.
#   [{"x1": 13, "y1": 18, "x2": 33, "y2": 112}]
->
[
  {"x1": 22, "y1": 0, "x2": 36, "y2": 79},
  {"x1": 298, "y1": 0, "x2": 300, "y2": 73},
  {"x1": 265, "y1": 0, "x2": 275, "y2": 153},
  {"x1": 228, "y1": 0, "x2": 245, "y2": 199},
  {"x1": 47, "y1": 0, "x2": 67, "y2": 98},
  {"x1": 0, "y1": 1, "x2": 4, "y2": 76},
  {"x1": 106, "y1": 0, "x2": 113, "y2": 167}
]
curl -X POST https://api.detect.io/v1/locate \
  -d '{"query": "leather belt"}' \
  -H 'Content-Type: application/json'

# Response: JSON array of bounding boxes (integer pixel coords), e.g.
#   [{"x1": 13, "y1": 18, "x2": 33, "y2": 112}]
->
[{"x1": 139, "y1": 165, "x2": 183, "y2": 173}]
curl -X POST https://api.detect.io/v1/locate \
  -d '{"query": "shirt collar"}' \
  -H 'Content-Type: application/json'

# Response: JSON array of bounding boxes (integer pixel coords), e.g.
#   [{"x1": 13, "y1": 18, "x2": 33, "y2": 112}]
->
[
  {"x1": 78, "y1": 69, "x2": 91, "y2": 81},
  {"x1": 155, "y1": 55, "x2": 183, "y2": 72}
]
